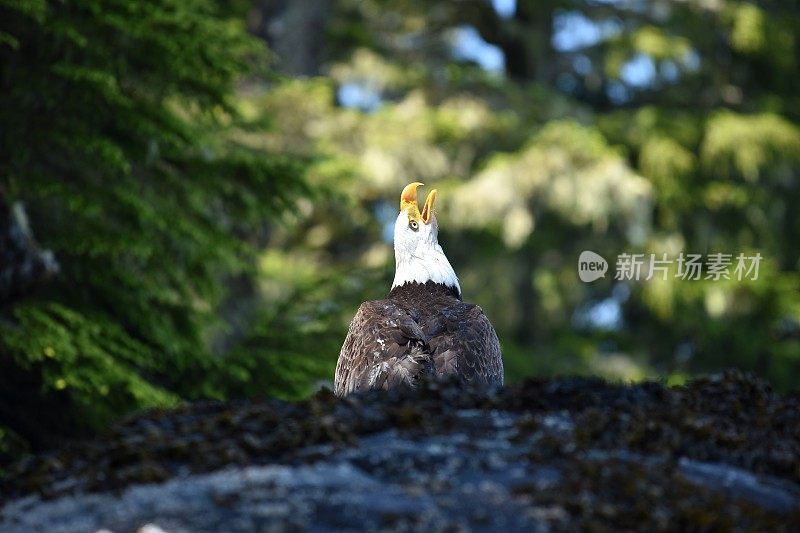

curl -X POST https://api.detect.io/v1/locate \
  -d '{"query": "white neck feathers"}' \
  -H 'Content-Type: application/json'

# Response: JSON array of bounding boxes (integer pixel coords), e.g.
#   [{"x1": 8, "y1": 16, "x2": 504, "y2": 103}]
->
[{"x1": 391, "y1": 242, "x2": 461, "y2": 295}]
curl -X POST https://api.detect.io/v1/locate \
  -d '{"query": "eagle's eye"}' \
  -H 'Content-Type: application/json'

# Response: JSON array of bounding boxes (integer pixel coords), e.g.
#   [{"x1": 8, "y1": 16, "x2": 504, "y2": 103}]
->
[{"x1": 409, "y1": 219, "x2": 419, "y2": 231}]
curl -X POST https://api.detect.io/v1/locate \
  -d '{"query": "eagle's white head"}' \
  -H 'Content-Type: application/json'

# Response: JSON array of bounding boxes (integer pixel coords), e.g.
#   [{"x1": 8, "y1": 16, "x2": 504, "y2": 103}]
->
[{"x1": 391, "y1": 182, "x2": 461, "y2": 296}]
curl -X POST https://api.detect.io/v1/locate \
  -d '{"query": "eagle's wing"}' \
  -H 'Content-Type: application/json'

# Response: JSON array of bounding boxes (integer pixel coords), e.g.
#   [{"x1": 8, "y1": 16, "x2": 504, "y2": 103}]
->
[
  {"x1": 334, "y1": 300, "x2": 431, "y2": 396},
  {"x1": 425, "y1": 303, "x2": 504, "y2": 386}
]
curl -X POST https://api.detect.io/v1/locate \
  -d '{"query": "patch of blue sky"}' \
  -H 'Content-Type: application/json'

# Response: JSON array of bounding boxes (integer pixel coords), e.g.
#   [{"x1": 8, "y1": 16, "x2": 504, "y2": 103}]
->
[
  {"x1": 588, "y1": 298, "x2": 623, "y2": 330},
  {"x1": 337, "y1": 82, "x2": 382, "y2": 112},
  {"x1": 552, "y1": 10, "x2": 622, "y2": 52},
  {"x1": 620, "y1": 52, "x2": 657, "y2": 88},
  {"x1": 573, "y1": 297, "x2": 623, "y2": 331},
  {"x1": 617, "y1": 47, "x2": 698, "y2": 91},
  {"x1": 375, "y1": 201, "x2": 396, "y2": 243},
  {"x1": 573, "y1": 283, "x2": 630, "y2": 332},
  {"x1": 450, "y1": 25, "x2": 506, "y2": 73},
  {"x1": 492, "y1": 0, "x2": 516, "y2": 19},
  {"x1": 341, "y1": 19, "x2": 510, "y2": 110}
]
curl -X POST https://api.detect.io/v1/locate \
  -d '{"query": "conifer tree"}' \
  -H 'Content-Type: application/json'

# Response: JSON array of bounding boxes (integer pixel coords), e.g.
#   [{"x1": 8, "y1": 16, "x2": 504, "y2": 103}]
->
[{"x1": 0, "y1": 0, "x2": 307, "y2": 461}]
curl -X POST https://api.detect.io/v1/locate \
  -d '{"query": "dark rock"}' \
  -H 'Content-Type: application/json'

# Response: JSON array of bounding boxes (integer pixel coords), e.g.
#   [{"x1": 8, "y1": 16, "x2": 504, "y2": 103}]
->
[{"x1": 1, "y1": 369, "x2": 799, "y2": 531}]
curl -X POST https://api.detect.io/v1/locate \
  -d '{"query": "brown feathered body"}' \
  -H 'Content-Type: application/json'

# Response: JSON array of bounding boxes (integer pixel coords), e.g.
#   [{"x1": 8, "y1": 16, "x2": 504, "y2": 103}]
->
[{"x1": 334, "y1": 281, "x2": 504, "y2": 396}]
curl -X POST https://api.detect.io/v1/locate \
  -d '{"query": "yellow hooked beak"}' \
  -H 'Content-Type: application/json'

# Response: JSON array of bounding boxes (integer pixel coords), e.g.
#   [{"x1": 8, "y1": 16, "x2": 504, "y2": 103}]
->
[{"x1": 400, "y1": 182, "x2": 437, "y2": 224}]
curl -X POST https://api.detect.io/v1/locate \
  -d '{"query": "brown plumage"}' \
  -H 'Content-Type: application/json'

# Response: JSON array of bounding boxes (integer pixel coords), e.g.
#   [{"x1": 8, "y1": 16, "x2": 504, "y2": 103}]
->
[
  {"x1": 335, "y1": 182, "x2": 503, "y2": 396},
  {"x1": 334, "y1": 281, "x2": 504, "y2": 396}
]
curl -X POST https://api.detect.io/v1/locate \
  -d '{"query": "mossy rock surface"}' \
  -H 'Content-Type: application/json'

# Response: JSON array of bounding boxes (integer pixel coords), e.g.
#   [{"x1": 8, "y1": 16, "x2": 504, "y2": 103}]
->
[{"x1": 1, "y1": 369, "x2": 799, "y2": 531}]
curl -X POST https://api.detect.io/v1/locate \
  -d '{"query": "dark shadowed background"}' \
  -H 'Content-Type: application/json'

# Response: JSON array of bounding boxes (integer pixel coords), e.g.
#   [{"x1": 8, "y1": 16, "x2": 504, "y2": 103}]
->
[{"x1": 1, "y1": 0, "x2": 798, "y2": 465}]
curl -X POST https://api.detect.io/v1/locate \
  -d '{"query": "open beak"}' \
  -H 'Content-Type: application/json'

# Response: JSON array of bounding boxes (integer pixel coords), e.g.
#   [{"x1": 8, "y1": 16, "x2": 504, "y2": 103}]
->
[
  {"x1": 400, "y1": 182, "x2": 424, "y2": 211},
  {"x1": 400, "y1": 182, "x2": 437, "y2": 225},
  {"x1": 421, "y1": 189, "x2": 437, "y2": 224}
]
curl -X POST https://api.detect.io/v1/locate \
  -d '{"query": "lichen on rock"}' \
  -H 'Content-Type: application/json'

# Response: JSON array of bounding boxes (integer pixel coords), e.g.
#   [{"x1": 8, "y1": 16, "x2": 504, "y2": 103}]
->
[{"x1": 1, "y1": 370, "x2": 799, "y2": 531}]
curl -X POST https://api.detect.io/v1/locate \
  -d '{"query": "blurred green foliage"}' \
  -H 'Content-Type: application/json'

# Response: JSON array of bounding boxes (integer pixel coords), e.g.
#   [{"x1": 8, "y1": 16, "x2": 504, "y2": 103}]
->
[
  {"x1": 1, "y1": 0, "x2": 799, "y2": 465},
  {"x1": 245, "y1": 0, "x2": 799, "y2": 392}
]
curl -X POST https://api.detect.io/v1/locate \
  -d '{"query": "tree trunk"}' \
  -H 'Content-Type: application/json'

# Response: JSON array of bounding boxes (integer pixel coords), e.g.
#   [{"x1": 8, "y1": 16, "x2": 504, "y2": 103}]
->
[
  {"x1": 0, "y1": 192, "x2": 59, "y2": 305},
  {"x1": 250, "y1": 0, "x2": 332, "y2": 76}
]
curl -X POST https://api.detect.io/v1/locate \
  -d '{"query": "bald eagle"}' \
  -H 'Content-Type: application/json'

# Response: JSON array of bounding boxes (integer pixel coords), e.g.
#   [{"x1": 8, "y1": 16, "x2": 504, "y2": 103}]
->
[{"x1": 334, "y1": 182, "x2": 504, "y2": 396}]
